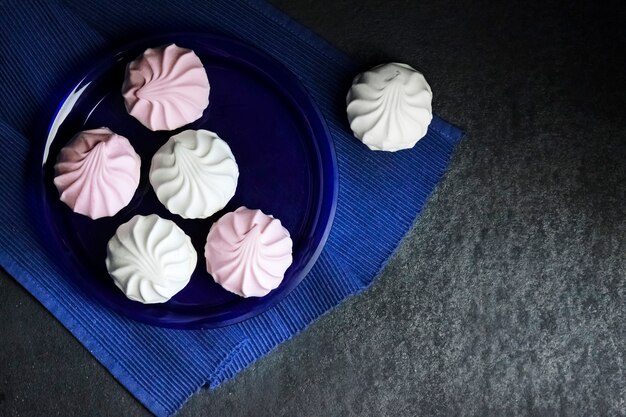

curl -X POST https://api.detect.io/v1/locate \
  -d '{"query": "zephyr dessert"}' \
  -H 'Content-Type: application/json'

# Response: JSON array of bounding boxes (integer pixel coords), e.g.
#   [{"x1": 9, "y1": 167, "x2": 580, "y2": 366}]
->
[
  {"x1": 122, "y1": 43, "x2": 210, "y2": 131},
  {"x1": 346, "y1": 62, "x2": 433, "y2": 152},
  {"x1": 204, "y1": 207, "x2": 293, "y2": 298},
  {"x1": 55, "y1": 42, "x2": 304, "y2": 305},
  {"x1": 106, "y1": 214, "x2": 197, "y2": 304},
  {"x1": 53, "y1": 127, "x2": 141, "y2": 219},
  {"x1": 150, "y1": 129, "x2": 239, "y2": 219}
]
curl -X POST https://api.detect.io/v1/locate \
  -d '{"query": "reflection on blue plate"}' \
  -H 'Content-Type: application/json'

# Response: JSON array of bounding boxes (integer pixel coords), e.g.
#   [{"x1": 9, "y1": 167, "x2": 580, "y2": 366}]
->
[{"x1": 35, "y1": 33, "x2": 337, "y2": 329}]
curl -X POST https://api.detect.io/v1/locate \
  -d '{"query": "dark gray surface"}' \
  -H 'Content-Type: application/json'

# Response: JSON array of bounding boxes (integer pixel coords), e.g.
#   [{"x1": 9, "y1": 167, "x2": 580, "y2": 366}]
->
[{"x1": 2, "y1": 0, "x2": 626, "y2": 416}]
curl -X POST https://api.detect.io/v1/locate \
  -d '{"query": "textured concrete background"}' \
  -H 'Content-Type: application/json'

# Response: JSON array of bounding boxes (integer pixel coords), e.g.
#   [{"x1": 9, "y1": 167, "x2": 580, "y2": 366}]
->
[{"x1": 2, "y1": 0, "x2": 626, "y2": 416}]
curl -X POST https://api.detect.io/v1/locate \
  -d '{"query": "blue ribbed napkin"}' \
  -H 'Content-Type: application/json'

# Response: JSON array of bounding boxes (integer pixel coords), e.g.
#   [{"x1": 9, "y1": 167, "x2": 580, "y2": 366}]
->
[{"x1": 0, "y1": 0, "x2": 463, "y2": 415}]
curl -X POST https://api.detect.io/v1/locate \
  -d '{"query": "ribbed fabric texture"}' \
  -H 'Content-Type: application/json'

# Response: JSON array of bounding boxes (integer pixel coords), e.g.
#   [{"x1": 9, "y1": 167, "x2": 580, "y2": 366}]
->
[{"x1": 0, "y1": 0, "x2": 463, "y2": 415}]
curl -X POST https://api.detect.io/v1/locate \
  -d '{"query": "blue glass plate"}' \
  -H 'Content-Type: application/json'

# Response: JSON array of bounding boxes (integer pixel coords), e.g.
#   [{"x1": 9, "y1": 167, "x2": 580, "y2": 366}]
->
[{"x1": 35, "y1": 33, "x2": 337, "y2": 329}]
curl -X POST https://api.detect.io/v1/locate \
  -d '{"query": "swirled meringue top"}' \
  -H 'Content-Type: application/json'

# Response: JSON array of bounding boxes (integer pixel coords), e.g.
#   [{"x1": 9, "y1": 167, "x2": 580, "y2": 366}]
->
[
  {"x1": 122, "y1": 43, "x2": 210, "y2": 131},
  {"x1": 53, "y1": 128, "x2": 141, "y2": 219},
  {"x1": 106, "y1": 214, "x2": 197, "y2": 304},
  {"x1": 204, "y1": 207, "x2": 293, "y2": 298},
  {"x1": 346, "y1": 62, "x2": 433, "y2": 152},
  {"x1": 149, "y1": 129, "x2": 239, "y2": 219}
]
